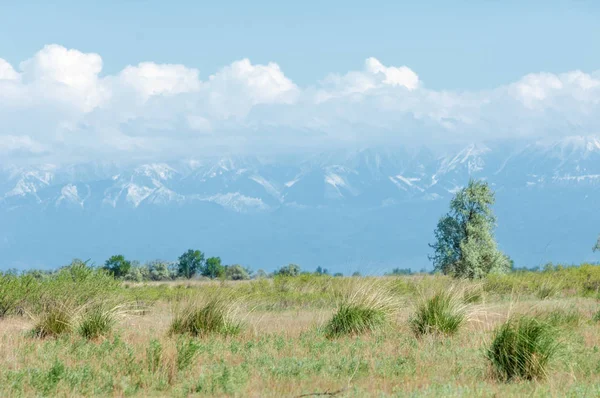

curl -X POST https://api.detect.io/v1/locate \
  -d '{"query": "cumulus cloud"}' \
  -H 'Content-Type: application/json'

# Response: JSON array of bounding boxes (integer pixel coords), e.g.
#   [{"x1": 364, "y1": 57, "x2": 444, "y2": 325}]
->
[{"x1": 0, "y1": 44, "x2": 599, "y2": 164}]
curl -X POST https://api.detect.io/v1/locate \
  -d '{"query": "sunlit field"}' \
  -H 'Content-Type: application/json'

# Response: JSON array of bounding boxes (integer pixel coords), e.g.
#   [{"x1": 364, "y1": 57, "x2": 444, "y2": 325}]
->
[{"x1": 1, "y1": 263, "x2": 600, "y2": 397}]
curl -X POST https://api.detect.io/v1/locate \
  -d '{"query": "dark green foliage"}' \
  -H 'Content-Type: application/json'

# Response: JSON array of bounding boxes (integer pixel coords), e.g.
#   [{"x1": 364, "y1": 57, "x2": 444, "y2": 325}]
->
[
  {"x1": 410, "y1": 291, "x2": 465, "y2": 336},
  {"x1": 487, "y1": 316, "x2": 558, "y2": 381},
  {"x1": 324, "y1": 304, "x2": 386, "y2": 338},
  {"x1": 178, "y1": 249, "x2": 205, "y2": 279},
  {"x1": 103, "y1": 255, "x2": 132, "y2": 279},
  {"x1": 203, "y1": 257, "x2": 225, "y2": 279}
]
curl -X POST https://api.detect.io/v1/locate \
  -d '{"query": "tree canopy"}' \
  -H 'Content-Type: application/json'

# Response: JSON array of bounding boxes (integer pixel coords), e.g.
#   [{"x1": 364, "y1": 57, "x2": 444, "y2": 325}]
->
[
  {"x1": 429, "y1": 179, "x2": 511, "y2": 278},
  {"x1": 103, "y1": 255, "x2": 131, "y2": 279},
  {"x1": 177, "y1": 249, "x2": 205, "y2": 279}
]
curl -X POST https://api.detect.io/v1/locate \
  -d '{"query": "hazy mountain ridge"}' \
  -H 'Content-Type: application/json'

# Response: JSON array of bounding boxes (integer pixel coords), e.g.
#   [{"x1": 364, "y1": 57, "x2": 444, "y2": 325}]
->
[{"x1": 1, "y1": 135, "x2": 599, "y2": 271}]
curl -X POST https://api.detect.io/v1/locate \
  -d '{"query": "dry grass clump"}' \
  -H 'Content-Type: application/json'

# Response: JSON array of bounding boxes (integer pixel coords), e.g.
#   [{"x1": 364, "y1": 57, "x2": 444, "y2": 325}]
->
[
  {"x1": 30, "y1": 302, "x2": 76, "y2": 338},
  {"x1": 169, "y1": 296, "x2": 243, "y2": 337},
  {"x1": 410, "y1": 289, "x2": 467, "y2": 337},
  {"x1": 486, "y1": 316, "x2": 558, "y2": 381},
  {"x1": 324, "y1": 281, "x2": 397, "y2": 338}
]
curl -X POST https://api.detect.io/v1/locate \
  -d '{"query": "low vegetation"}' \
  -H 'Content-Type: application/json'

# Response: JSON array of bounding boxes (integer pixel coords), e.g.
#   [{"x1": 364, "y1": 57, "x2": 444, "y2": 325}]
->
[
  {"x1": 487, "y1": 316, "x2": 559, "y2": 381},
  {"x1": 0, "y1": 181, "x2": 598, "y2": 396},
  {"x1": 410, "y1": 289, "x2": 467, "y2": 337}
]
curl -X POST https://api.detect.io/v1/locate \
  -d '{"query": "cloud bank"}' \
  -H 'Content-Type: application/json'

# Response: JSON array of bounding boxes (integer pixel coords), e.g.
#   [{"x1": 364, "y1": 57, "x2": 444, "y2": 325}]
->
[{"x1": 1, "y1": 44, "x2": 599, "y2": 164}]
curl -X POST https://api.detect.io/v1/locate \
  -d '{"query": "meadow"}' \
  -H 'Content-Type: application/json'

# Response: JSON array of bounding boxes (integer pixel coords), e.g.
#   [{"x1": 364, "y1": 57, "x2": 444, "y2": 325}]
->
[{"x1": 1, "y1": 262, "x2": 600, "y2": 397}]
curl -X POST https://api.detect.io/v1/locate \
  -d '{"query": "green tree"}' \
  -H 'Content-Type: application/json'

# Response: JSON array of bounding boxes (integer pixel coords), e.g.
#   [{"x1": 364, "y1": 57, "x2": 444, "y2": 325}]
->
[
  {"x1": 224, "y1": 264, "x2": 250, "y2": 280},
  {"x1": 177, "y1": 250, "x2": 205, "y2": 279},
  {"x1": 429, "y1": 179, "x2": 511, "y2": 279},
  {"x1": 103, "y1": 255, "x2": 132, "y2": 279},
  {"x1": 147, "y1": 260, "x2": 172, "y2": 281},
  {"x1": 274, "y1": 264, "x2": 301, "y2": 277},
  {"x1": 203, "y1": 257, "x2": 225, "y2": 279},
  {"x1": 594, "y1": 235, "x2": 600, "y2": 252}
]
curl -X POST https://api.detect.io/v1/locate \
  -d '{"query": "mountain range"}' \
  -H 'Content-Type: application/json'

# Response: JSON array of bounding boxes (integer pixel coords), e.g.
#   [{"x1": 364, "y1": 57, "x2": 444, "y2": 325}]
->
[{"x1": 2, "y1": 135, "x2": 600, "y2": 273}]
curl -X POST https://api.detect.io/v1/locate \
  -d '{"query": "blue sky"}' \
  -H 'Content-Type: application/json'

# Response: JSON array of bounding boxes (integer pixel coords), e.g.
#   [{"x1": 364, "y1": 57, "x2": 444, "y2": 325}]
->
[
  {"x1": 1, "y1": 1, "x2": 600, "y2": 163},
  {"x1": 1, "y1": 0, "x2": 599, "y2": 90}
]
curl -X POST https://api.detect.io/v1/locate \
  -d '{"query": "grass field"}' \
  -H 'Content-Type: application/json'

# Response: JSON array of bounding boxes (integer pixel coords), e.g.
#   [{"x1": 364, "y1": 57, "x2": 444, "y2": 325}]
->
[{"x1": 1, "y1": 264, "x2": 600, "y2": 397}]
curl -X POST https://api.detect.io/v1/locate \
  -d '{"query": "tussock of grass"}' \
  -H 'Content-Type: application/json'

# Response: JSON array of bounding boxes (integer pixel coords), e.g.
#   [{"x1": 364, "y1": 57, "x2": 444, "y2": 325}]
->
[
  {"x1": 169, "y1": 297, "x2": 243, "y2": 337},
  {"x1": 410, "y1": 289, "x2": 466, "y2": 337},
  {"x1": 324, "y1": 282, "x2": 397, "y2": 338},
  {"x1": 78, "y1": 304, "x2": 118, "y2": 340},
  {"x1": 487, "y1": 316, "x2": 558, "y2": 381},
  {"x1": 31, "y1": 302, "x2": 75, "y2": 338}
]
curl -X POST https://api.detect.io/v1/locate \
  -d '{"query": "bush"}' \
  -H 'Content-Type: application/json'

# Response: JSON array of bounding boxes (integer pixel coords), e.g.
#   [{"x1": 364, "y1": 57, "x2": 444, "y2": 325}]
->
[
  {"x1": 169, "y1": 298, "x2": 242, "y2": 337},
  {"x1": 486, "y1": 316, "x2": 558, "y2": 381},
  {"x1": 324, "y1": 282, "x2": 396, "y2": 338},
  {"x1": 410, "y1": 290, "x2": 466, "y2": 336},
  {"x1": 225, "y1": 265, "x2": 250, "y2": 280},
  {"x1": 274, "y1": 264, "x2": 301, "y2": 277}
]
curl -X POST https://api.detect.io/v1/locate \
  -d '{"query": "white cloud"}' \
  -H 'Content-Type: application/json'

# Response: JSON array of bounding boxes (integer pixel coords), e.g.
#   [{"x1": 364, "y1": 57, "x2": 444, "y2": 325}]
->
[
  {"x1": 0, "y1": 59, "x2": 19, "y2": 81},
  {"x1": 1, "y1": 44, "x2": 600, "y2": 164},
  {"x1": 118, "y1": 62, "x2": 201, "y2": 100}
]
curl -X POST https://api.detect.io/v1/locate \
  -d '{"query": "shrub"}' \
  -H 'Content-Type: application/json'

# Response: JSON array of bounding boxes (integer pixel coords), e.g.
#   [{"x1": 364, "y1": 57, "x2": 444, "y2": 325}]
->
[
  {"x1": 324, "y1": 282, "x2": 396, "y2": 338},
  {"x1": 274, "y1": 264, "x2": 301, "y2": 277},
  {"x1": 410, "y1": 290, "x2": 466, "y2": 336},
  {"x1": 225, "y1": 264, "x2": 250, "y2": 280},
  {"x1": 169, "y1": 298, "x2": 242, "y2": 337},
  {"x1": 486, "y1": 316, "x2": 558, "y2": 381}
]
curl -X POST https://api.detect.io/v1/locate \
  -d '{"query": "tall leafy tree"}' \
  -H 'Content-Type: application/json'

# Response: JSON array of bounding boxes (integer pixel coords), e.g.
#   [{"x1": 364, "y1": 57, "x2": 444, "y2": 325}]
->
[
  {"x1": 203, "y1": 256, "x2": 225, "y2": 279},
  {"x1": 103, "y1": 255, "x2": 132, "y2": 279},
  {"x1": 177, "y1": 249, "x2": 205, "y2": 279},
  {"x1": 429, "y1": 179, "x2": 511, "y2": 278}
]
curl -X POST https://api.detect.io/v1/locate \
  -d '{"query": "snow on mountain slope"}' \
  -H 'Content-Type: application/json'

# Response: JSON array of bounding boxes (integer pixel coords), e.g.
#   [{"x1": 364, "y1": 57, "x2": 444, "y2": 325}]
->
[{"x1": 2, "y1": 136, "x2": 600, "y2": 211}]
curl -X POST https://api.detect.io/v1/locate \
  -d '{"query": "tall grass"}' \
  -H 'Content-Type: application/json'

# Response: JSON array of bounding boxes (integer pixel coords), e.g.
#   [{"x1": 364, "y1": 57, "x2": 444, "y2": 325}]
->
[
  {"x1": 169, "y1": 296, "x2": 243, "y2": 337},
  {"x1": 410, "y1": 289, "x2": 467, "y2": 337},
  {"x1": 486, "y1": 316, "x2": 559, "y2": 381},
  {"x1": 324, "y1": 281, "x2": 397, "y2": 338},
  {"x1": 30, "y1": 301, "x2": 77, "y2": 338}
]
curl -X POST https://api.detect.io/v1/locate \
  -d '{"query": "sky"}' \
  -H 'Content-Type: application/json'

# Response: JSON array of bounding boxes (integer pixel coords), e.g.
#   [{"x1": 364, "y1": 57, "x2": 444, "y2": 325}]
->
[{"x1": 1, "y1": 0, "x2": 600, "y2": 163}]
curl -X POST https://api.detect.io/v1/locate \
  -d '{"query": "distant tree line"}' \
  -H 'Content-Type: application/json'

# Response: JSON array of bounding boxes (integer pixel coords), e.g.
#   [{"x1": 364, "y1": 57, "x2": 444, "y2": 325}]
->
[{"x1": 4, "y1": 179, "x2": 598, "y2": 281}]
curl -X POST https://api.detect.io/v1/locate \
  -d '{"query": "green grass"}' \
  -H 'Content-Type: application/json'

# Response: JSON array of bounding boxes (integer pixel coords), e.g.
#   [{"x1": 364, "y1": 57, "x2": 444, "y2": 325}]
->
[
  {"x1": 486, "y1": 316, "x2": 559, "y2": 381},
  {"x1": 410, "y1": 290, "x2": 466, "y2": 336},
  {"x1": 2, "y1": 265, "x2": 600, "y2": 396},
  {"x1": 324, "y1": 281, "x2": 397, "y2": 338},
  {"x1": 30, "y1": 302, "x2": 76, "y2": 338},
  {"x1": 78, "y1": 304, "x2": 117, "y2": 340},
  {"x1": 169, "y1": 298, "x2": 243, "y2": 337}
]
